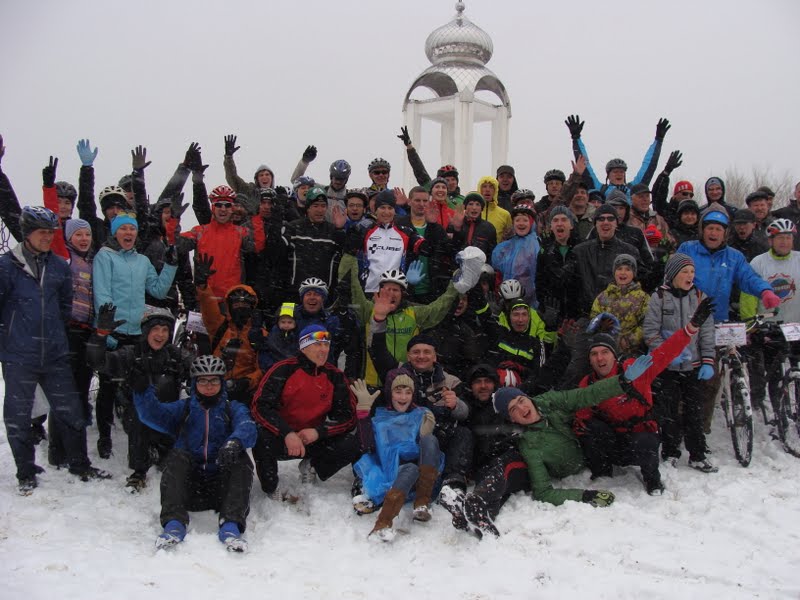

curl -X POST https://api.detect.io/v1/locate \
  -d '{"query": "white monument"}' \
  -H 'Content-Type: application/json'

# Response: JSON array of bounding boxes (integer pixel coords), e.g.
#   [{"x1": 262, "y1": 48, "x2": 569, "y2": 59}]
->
[{"x1": 403, "y1": 1, "x2": 511, "y2": 192}]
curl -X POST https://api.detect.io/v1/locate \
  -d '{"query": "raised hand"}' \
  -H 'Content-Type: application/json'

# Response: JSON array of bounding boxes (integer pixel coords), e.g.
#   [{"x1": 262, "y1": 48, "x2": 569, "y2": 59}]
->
[
  {"x1": 406, "y1": 261, "x2": 425, "y2": 286},
  {"x1": 571, "y1": 153, "x2": 587, "y2": 175},
  {"x1": 565, "y1": 114, "x2": 584, "y2": 140},
  {"x1": 169, "y1": 192, "x2": 189, "y2": 220},
  {"x1": 623, "y1": 354, "x2": 654, "y2": 382},
  {"x1": 96, "y1": 302, "x2": 127, "y2": 333},
  {"x1": 131, "y1": 145, "x2": 151, "y2": 171},
  {"x1": 689, "y1": 296, "x2": 715, "y2": 328},
  {"x1": 331, "y1": 204, "x2": 346, "y2": 229},
  {"x1": 224, "y1": 134, "x2": 240, "y2": 157},
  {"x1": 655, "y1": 118, "x2": 671, "y2": 141},
  {"x1": 372, "y1": 287, "x2": 394, "y2": 321},
  {"x1": 76, "y1": 139, "x2": 98, "y2": 167},
  {"x1": 349, "y1": 379, "x2": 381, "y2": 413},
  {"x1": 449, "y1": 204, "x2": 465, "y2": 230},
  {"x1": 302, "y1": 145, "x2": 317, "y2": 163},
  {"x1": 397, "y1": 126, "x2": 412, "y2": 146},
  {"x1": 393, "y1": 187, "x2": 409, "y2": 207},
  {"x1": 664, "y1": 150, "x2": 683, "y2": 175},
  {"x1": 194, "y1": 253, "x2": 217, "y2": 287},
  {"x1": 42, "y1": 156, "x2": 58, "y2": 188}
]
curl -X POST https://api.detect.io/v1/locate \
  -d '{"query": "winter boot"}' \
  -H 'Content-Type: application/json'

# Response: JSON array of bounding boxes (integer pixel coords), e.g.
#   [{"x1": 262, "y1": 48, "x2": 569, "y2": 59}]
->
[
  {"x1": 688, "y1": 458, "x2": 719, "y2": 473},
  {"x1": 369, "y1": 489, "x2": 406, "y2": 542},
  {"x1": 219, "y1": 521, "x2": 248, "y2": 553},
  {"x1": 17, "y1": 476, "x2": 38, "y2": 496},
  {"x1": 438, "y1": 485, "x2": 469, "y2": 531},
  {"x1": 97, "y1": 436, "x2": 112, "y2": 459},
  {"x1": 155, "y1": 520, "x2": 186, "y2": 550},
  {"x1": 412, "y1": 464, "x2": 439, "y2": 522},
  {"x1": 352, "y1": 494, "x2": 380, "y2": 515},
  {"x1": 298, "y1": 458, "x2": 317, "y2": 484},
  {"x1": 72, "y1": 466, "x2": 112, "y2": 482},
  {"x1": 645, "y1": 477, "x2": 666, "y2": 496},
  {"x1": 125, "y1": 471, "x2": 147, "y2": 493},
  {"x1": 464, "y1": 493, "x2": 500, "y2": 538}
]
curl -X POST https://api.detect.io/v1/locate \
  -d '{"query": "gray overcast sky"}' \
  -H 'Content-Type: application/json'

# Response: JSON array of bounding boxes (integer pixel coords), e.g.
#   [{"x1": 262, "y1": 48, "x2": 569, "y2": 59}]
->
[{"x1": 1, "y1": 0, "x2": 798, "y2": 216}]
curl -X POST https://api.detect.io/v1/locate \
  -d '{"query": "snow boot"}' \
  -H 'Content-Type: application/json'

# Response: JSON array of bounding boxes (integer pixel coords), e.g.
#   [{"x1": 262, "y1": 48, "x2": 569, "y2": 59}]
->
[
  {"x1": 17, "y1": 475, "x2": 38, "y2": 496},
  {"x1": 219, "y1": 521, "x2": 248, "y2": 553},
  {"x1": 97, "y1": 436, "x2": 112, "y2": 459},
  {"x1": 125, "y1": 471, "x2": 147, "y2": 493},
  {"x1": 298, "y1": 458, "x2": 317, "y2": 484},
  {"x1": 438, "y1": 484, "x2": 469, "y2": 531},
  {"x1": 645, "y1": 477, "x2": 666, "y2": 496},
  {"x1": 155, "y1": 520, "x2": 186, "y2": 550},
  {"x1": 464, "y1": 494, "x2": 500, "y2": 538},
  {"x1": 688, "y1": 459, "x2": 719, "y2": 473},
  {"x1": 72, "y1": 466, "x2": 112, "y2": 482},
  {"x1": 352, "y1": 494, "x2": 380, "y2": 515},
  {"x1": 412, "y1": 464, "x2": 439, "y2": 522},
  {"x1": 369, "y1": 489, "x2": 406, "y2": 542}
]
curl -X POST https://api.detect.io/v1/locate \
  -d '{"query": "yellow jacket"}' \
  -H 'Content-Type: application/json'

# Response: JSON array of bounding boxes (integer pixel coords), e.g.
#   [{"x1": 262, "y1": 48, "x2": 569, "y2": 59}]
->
[{"x1": 477, "y1": 176, "x2": 511, "y2": 243}]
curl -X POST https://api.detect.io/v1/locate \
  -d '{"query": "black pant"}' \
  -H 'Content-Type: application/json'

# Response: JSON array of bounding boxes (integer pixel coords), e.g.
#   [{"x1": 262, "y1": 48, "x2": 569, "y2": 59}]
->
[
  {"x1": 160, "y1": 449, "x2": 253, "y2": 531},
  {"x1": 122, "y1": 402, "x2": 174, "y2": 473},
  {"x1": 94, "y1": 335, "x2": 138, "y2": 440},
  {"x1": 579, "y1": 418, "x2": 661, "y2": 487},
  {"x1": 251, "y1": 427, "x2": 362, "y2": 494},
  {"x1": 472, "y1": 449, "x2": 529, "y2": 519},
  {"x1": 435, "y1": 424, "x2": 474, "y2": 488},
  {"x1": 654, "y1": 370, "x2": 708, "y2": 461}
]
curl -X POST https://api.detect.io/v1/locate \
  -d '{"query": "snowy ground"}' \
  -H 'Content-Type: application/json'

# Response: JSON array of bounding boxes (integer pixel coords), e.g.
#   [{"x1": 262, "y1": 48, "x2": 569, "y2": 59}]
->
[{"x1": 1, "y1": 382, "x2": 799, "y2": 600}]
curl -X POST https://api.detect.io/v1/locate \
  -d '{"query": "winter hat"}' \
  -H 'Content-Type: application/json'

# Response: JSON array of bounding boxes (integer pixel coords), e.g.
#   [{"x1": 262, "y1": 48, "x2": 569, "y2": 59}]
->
[
  {"x1": 677, "y1": 199, "x2": 700, "y2": 215},
  {"x1": 674, "y1": 181, "x2": 694, "y2": 196},
  {"x1": 374, "y1": 189, "x2": 396, "y2": 209},
  {"x1": 644, "y1": 225, "x2": 663, "y2": 246},
  {"x1": 588, "y1": 189, "x2": 605, "y2": 204},
  {"x1": 613, "y1": 253, "x2": 637, "y2": 277},
  {"x1": 110, "y1": 213, "x2": 138, "y2": 235},
  {"x1": 548, "y1": 205, "x2": 576, "y2": 225},
  {"x1": 732, "y1": 208, "x2": 756, "y2": 224},
  {"x1": 745, "y1": 191, "x2": 769, "y2": 205},
  {"x1": 467, "y1": 363, "x2": 499, "y2": 386},
  {"x1": 606, "y1": 189, "x2": 630, "y2": 207},
  {"x1": 390, "y1": 373, "x2": 415, "y2": 392},
  {"x1": 704, "y1": 177, "x2": 726, "y2": 198},
  {"x1": 278, "y1": 302, "x2": 296, "y2": 320},
  {"x1": 299, "y1": 324, "x2": 330, "y2": 350},
  {"x1": 253, "y1": 164, "x2": 274, "y2": 184},
  {"x1": 496, "y1": 165, "x2": 515, "y2": 178},
  {"x1": 429, "y1": 177, "x2": 448, "y2": 191},
  {"x1": 463, "y1": 192, "x2": 485, "y2": 209},
  {"x1": 407, "y1": 334, "x2": 437, "y2": 352},
  {"x1": 701, "y1": 202, "x2": 730, "y2": 228},
  {"x1": 588, "y1": 333, "x2": 618, "y2": 358},
  {"x1": 492, "y1": 386, "x2": 525, "y2": 419},
  {"x1": 663, "y1": 252, "x2": 694, "y2": 286},
  {"x1": 141, "y1": 306, "x2": 176, "y2": 335},
  {"x1": 65, "y1": 218, "x2": 91, "y2": 242},
  {"x1": 594, "y1": 204, "x2": 619, "y2": 222}
]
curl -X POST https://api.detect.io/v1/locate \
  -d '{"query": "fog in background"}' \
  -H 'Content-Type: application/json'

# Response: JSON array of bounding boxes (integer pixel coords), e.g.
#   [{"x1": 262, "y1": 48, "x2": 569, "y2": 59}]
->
[{"x1": 1, "y1": 0, "x2": 798, "y2": 221}]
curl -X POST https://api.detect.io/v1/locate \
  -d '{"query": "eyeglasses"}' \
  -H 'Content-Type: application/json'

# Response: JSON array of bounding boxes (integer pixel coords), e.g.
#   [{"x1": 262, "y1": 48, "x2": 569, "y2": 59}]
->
[
  {"x1": 214, "y1": 202, "x2": 233, "y2": 209},
  {"x1": 372, "y1": 170, "x2": 389, "y2": 176},
  {"x1": 595, "y1": 216, "x2": 617, "y2": 222},
  {"x1": 678, "y1": 191, "x2": 694, "y2": 198},
  {"x1": 196, "y1": 376, "x2": 221, "y2": 387}
]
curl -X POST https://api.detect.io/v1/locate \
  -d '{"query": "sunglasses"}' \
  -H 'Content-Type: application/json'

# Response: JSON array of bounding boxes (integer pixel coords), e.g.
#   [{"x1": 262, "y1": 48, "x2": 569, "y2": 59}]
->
[
  {"x1": 678, "y1": 191, "x2": 694, "y2": 198},
  {"x1": 372, "y1": 170, "x2": 389, "y2": 176},
  {"x1": 595, "y1": 216, "x2": 617, "y2": 222},
  {"x1": 196, "y1": 376, "x2": 221, "y2": 386},
  {"x1": 214, "y1": 201, "x2": 233, "y2": 209},
  {"x1": 305, "y1": 331, "x2": 331, "y2": 343}
]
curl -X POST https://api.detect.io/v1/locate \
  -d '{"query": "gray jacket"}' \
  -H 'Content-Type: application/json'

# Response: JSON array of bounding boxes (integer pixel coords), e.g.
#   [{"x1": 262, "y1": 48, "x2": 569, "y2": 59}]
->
[{"x1": 643, "y1": 285, "x2": 715, "y2": 371}]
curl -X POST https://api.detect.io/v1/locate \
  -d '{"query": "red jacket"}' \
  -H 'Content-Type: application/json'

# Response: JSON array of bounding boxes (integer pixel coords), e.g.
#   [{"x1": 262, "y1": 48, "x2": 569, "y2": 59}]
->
[
  {"x1": 575, "y1": 327, "x2": 694, "y2": 433},
  {"x1": 43, "y1": 186, "x2": 69, "y2": 260},
  {"x1": 251, "y1": 353, "x2": 356, "y2": 440}
]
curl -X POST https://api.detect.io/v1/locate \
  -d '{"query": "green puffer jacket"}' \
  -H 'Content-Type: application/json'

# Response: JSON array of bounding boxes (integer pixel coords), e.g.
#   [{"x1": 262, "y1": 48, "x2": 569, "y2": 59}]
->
[{"x1": 516, "y1": 376, "x2": 624, "y2": 506}]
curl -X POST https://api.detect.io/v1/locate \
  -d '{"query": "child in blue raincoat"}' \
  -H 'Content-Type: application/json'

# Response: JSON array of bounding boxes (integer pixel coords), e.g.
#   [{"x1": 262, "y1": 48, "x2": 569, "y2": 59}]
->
[
  {"x1": 491, "y1": 203, "x2": 540, "y2": 307},
  {"x1": 351, "y1": 369, "x2": 443, "y2": 542}
]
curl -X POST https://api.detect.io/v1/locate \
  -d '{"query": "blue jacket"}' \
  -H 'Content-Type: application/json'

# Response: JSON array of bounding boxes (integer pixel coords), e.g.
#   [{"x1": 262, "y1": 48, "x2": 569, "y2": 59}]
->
[
  {"x1": 0, "y1": 244, "x2": 72, "y2": 366},
  {"x1": 134, "y1": 384, "x2": 256, "y2": 474},
  {"x1": 677, "y1": 240, "x2": 771, "y2": 322},
  {"x1": 92, "y1": 241, "x2": 177, "y2": 338},
  {"x1": 491, "y1": 231, "x2": 540, "y2": 307},
  {"x1": 578, "y1": 138, "x2": 662, "y2": 201}
]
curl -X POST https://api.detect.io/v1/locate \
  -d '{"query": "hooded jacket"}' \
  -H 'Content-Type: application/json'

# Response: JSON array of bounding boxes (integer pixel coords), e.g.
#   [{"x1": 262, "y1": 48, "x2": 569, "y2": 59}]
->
[
  {"x1": 590, "y1": 281, "x2": 650, "y2": 355},
  {"x1": 477, "y1": 176, "x2": 511, "y2": 244},
  {"x1": 223, "y1": 155, "x2": 273, "y2": 215},
  {"x1": 491, "y1": 222, "x2": 541, "y2": 307}
]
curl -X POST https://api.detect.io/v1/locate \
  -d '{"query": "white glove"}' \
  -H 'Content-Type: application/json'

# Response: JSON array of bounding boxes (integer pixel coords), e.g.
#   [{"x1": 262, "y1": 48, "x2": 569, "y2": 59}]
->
[
  {"x1": 350, "y1": 379, "x2": 381, "y2": 413},
  {"x1": 453, "y1": 247, "x2": 487, "y2": 294}
]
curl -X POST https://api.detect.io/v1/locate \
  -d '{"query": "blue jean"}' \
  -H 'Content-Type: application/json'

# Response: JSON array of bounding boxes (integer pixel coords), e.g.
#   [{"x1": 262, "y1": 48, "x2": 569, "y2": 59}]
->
[{"x1": 391, "y1": 434, "x2": 440, "y2": 495}]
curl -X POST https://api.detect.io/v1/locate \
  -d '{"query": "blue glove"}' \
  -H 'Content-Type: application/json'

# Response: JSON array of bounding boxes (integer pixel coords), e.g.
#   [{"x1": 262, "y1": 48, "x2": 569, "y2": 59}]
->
[
  {"x1": 76, "y1": 139, "x2": 98, "y2": 167},
  {"x1": 406, "y1": 261, "x2": 424, "y2": 286},
  {"x1": 587, "y1": 312, "x2": 621, "y2": 336},
  {"x1": 697, "y1": 364, "x2": 714, "y2": 381},
  {"x1": 669, "y1": 346, "x2": 692, "y2": 368},
  {"x1": 623, "y1": 354, "x2": 653, "y2": 382}
]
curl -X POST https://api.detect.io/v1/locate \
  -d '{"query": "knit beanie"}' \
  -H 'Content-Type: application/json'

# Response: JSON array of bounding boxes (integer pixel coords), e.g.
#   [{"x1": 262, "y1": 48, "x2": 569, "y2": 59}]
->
[
  {"x1": 430, "y1": 177, "x2": 448, "y2": 191},
  {"x1": 65, "y1": 218, "x2": 91, "y2": 242},
  {"x1": 613, "y1": 253, "x2": 638, "y2": 277},
  {"x1": 594, "y1": 204, "x2": 618, "y2": 221},
  {"x1": 588, "y1": 333, "x2": 618, "y2": 358},
  {"x1": 463, "y1": 192, "x2": 485, "y2": 209},
  {"x1": 110, "y1": 213, "x2": 138, "y2": 235},
  {"x1": 663, "y1": 252, "x2": 694, "y2": 286},
  {"x1": 391, "y1": 373, "x2": 415, "y2": 392},
  {"x1": 374, "y1": 189, "x2": 396, "y2": 209},
  {"x1": 492, "y1": 386, "x2": 525, "y2": 419},
  {"x1": 548, "y1": 205, "x2": 576, "y2": 225},
  {"x1": 299, "y1": 324, "x2": 330, "y2": 350},
  {"x1": 606, "y1": 189, "x2": 630, "y2": 207},
  {"x1": 407, "y1": 334, "x2": 437, "y2": 352}
]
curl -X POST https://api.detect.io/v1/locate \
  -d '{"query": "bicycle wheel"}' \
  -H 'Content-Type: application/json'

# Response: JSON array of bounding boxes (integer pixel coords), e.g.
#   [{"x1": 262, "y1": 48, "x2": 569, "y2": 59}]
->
[
  {"x1": 777, "y1": 367, "x2": 800, "y2": 457},
  {"x1": 729, "y1": 366, "x2": 754, "y2": 467}
]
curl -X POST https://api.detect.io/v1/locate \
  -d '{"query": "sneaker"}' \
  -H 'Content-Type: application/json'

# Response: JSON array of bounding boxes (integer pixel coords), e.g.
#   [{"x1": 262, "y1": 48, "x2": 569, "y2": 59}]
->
[
  {"x1": 464, "y1": 494, "x2": 500, "y2": 537},
  {"x1": 368, "y1": 526, "x2": 396, "y2": 543},
  {"x1": 18, "y1": 476, "x2": 38, "y2": 496},
  {"x1": 662, "y1": 456, "x2": 679, "y2": 468},
  {"x1": 352, "y1": 494, "x2": 380, "y2": 515},
  {"x1": 73, "y1": 466, "x2": 112, "y2": 482},
  {"x1": 413, "y1": 504, "x2": 432, "y2": 522},
  {"x1": 438, "y1": 485, "x2": 469, "y2": 531},
  {"x1": 689, "y1": 459, "x2": 719, "y2": 473},
  {"x1": 218, "y1": 521, "x2": 247, "y2": 553},
  {"x1": 97, "y1": 436, "x2": 112, "y2": 459},
  {"x1": 298, "y1": 458, "x2": 317, "y2": 484},
  {"x1": 125, "y1": 471, "x2": 147, "y2": 493},
  {"x1": 155, "y1": 520, "x2": 186, "y2": 550}
]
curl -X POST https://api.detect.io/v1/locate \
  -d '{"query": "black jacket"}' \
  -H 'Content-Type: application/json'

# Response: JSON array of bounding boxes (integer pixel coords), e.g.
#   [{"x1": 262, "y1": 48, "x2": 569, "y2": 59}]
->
[{"x1": 447, "y1": 216, "x2": 496, "y2": 258}]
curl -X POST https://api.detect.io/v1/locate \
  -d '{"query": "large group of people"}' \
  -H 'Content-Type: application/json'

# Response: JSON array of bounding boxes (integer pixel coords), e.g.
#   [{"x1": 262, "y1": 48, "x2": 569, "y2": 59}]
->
[{"x1": 0, "y1": 114, "x2": 798, "y2": 551}]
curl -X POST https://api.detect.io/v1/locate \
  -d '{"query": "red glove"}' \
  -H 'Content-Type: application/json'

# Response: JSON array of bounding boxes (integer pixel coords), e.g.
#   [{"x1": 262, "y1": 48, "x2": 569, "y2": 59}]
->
[
  {"x1": 644, "y1": 224, "x2": 662, "y2": 247},
  {"x1": 761, "y1": 289, "x2": 781, "y2": 309}
]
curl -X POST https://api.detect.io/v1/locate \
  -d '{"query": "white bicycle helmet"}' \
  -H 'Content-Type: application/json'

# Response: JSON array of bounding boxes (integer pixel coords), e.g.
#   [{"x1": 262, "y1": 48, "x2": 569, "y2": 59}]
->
[
  {"x1": 499, "y1": 279, "x2": 524, "y2": 301},
  {"x1": 766, "y1": 218, "x2": 797, "y2": 237},
  {"x1": 190, "y1": 355, "x2": 226, "y2": 378},
  {"x1": 299, "y1": 277, "x2": 329, "y2": 297},
  {"x1": 379, "y1": 269, "x2": 408, "y2": 290}
]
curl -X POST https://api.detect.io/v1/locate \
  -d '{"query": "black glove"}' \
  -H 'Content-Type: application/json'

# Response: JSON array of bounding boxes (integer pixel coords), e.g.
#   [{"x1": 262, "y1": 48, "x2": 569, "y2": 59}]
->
[
  {"x1": 582, "y1": 489, "x2": 615, "y2": 507},
  {"x1": 664, "y1": 150, "x2": 683, "y2": 175},
  {"x1": 275, "y1": 186, "x2": 291, "y2": 199},
  {"x1": 169, "y1": 192, "x2": 188, "y2": 220},
  {"x1": 194, "y1": 253, "x2": 216, "y2": 287},
  {"x1": 302, "y1": 145, "x2": 317, "y2": 162},
  {"x1": 225, "y1": 377, "x2": 250, "y2": 395},
  {"x1": 217, "y1": 439, "x2": 243, "y2": 469},
  {"x1": 690, "y1": 297, "x2": 715, "y2": 329},
  {"x1": 164, "y1": 245, "x2": 178, "y2": 266},
  {"x1": 130, "y1": 357, "x2": 151, "y2": 394},
  {"x1": 222, "y1": 338, "x2": 242, "y2": 371},
  {"x1": 96, "y1": 302, "x2": 127, "y2": 334},
  {"x1": 224, "y1": 134, "x2": 239, "y2": 157},
  {"x1": 42, "y1": 156, "x2": 58, "y2": 188},
  {"x1": 131, "y1": 145, "x2": 151, "y2": 171},
  {"x1": 397, "y1": 126, "x2": 412, "y2": 146},
  {"x1": 655, "y1": 118, "x2": 671, "y2": 142},
  {"x1": 537, "y1": 304, "x2": 560, "y2": 331},
  {"x1": 564, "y1": 114, "x2": 584, "y2": 140}
]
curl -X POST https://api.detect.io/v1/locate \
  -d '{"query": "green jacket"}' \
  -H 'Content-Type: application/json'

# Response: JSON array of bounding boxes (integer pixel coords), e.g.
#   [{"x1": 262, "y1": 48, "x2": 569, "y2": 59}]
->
[
  {"x1": 338, "y1": 253, "x2": 458, "y2": 384},
  {"x1": 516, "y1": 376, "x2": 624, "y2": 506}
]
